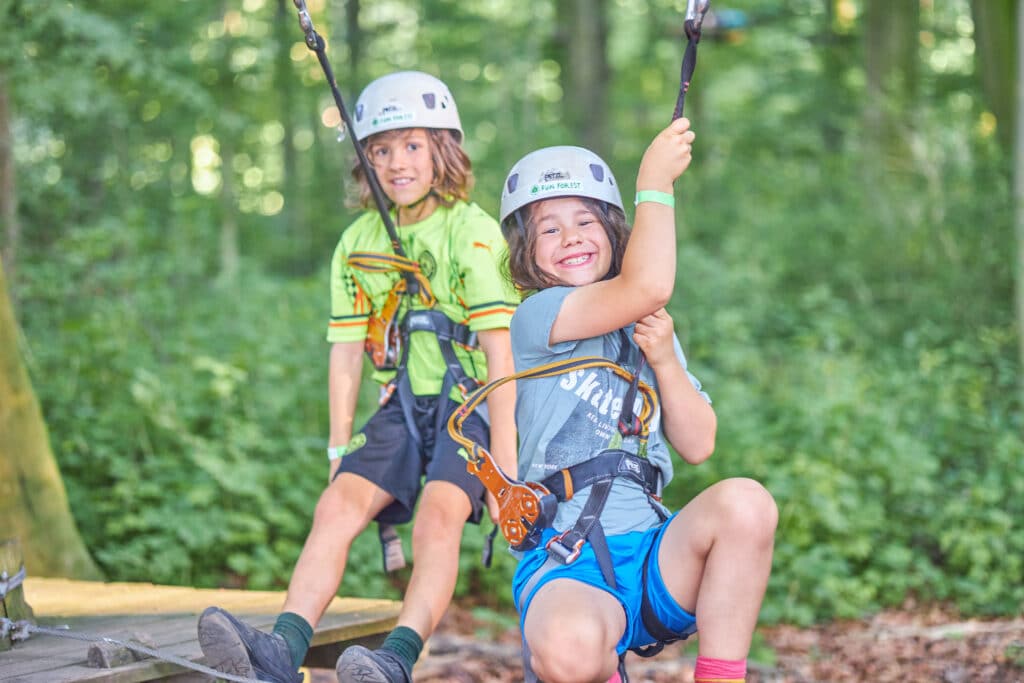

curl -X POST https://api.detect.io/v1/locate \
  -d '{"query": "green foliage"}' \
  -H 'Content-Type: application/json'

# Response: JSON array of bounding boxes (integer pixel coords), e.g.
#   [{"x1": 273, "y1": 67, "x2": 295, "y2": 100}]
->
[{"x1": 6, "y1": 0, "x2": 1022, "y2": 628}]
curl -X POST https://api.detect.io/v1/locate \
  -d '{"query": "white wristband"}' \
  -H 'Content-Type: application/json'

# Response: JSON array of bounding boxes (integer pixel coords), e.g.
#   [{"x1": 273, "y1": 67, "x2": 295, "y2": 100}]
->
[{"x1": 327, "y1": 445, "x2": 348, "y2": 461}]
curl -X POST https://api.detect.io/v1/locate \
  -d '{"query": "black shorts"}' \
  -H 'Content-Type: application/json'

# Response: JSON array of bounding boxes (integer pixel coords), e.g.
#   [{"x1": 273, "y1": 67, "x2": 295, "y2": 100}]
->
[{"x1": 335, "y1": 393, "x2": 489, "y2": 525}]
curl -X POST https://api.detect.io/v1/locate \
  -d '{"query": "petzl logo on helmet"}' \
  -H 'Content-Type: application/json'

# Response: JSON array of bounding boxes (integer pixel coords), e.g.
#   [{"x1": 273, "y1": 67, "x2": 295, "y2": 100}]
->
[
  {"x1": 372, "y1": 103, "x2": 414, "y2": 128},
  {"x1": 530, "y1": 168, "x2": 582, "y2": 193},
  {"x1": 542, "y1": 169, "x2": 570, "y2": 182}
]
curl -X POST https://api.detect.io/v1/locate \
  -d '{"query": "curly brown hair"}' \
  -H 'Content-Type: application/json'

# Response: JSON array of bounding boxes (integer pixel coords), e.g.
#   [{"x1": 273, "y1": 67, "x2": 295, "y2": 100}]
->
[
  {"x1": 502, "y1": 197, "x2": 630, "y2": 293},
  {"x1": 347, "y1": 128, "x2": 473, "y2": 210}
]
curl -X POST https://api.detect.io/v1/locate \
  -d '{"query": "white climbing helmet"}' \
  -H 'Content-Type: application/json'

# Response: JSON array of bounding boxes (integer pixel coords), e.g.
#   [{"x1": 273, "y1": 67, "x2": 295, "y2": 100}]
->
[
  {"x1": 499, "y1": 146, "x2": 623, "y2": 223},
  {"x1": 352, "y1": 71, "x2": 462, "y2": 143}
]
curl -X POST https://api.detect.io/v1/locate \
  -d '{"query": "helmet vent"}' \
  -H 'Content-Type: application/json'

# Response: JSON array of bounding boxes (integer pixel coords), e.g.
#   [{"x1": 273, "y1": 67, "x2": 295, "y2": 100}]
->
[
  {"x1": 422, "y1": 93, "x2": 436, "y2": 109},
  {"x1": 355, "y1": 104, "x2": 364, "y2": 121},
  {"x1": 506, "y1": 173, "x2": 519, "y2": 194},
  {"x1": 589, "y1": 164, "x2": 604, "y2": 182}
]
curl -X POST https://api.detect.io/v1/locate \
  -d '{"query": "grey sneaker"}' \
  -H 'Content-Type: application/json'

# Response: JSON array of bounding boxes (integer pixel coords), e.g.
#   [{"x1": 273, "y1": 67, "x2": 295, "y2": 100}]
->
[
  {"x1": 197, "y1": 606, "x2": 303, "y2": 683},
  {"x1": 335, "y1": 645, "x2": 412, "y2": 683}
]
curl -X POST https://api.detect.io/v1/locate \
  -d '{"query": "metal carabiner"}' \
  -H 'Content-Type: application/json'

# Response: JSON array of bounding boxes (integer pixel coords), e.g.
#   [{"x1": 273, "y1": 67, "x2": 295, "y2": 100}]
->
[
  {"x1": 685, "y1": 0, "x2": 711, "y2": 42},
  {"x1": 685, "y1": 0, "x2": 711, "y2": 31},
  {"x1": 292, "y1": 0, "x2": 319, "y2": 50}
]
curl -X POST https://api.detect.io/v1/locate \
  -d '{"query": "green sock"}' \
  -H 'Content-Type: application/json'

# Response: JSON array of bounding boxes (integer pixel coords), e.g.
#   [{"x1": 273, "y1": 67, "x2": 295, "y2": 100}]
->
[
  {"x1": 272, "y1": 612, "x2": 313, "y2": 670},
  {"x1": 381, "y1": 625, "x2": 423, "y2": 671}
]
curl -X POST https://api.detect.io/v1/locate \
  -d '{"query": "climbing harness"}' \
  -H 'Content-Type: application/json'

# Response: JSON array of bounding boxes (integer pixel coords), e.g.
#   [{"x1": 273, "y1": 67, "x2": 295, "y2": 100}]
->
[
  {"x1": 291, "y1": 1, "x2": 486, "y2": 573},
  {"x1": 347, "y1": 251, "x2": 437, "y2": 371},
  {"x1": 0, "y1": 617, "x2": 271, "y2": 683},
  {"x1": 447, "y1": 348, "x2": 659, "y2": 554}
]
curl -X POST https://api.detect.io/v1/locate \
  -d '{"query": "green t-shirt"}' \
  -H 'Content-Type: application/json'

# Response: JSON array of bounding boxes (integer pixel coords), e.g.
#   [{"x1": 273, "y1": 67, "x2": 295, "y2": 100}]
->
[{"x1": 327, "y1": 201, "x2": 519, "y2": 398}]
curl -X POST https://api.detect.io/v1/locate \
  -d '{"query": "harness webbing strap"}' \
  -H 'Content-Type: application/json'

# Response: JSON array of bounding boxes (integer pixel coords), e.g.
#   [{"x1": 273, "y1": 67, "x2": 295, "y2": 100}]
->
[
  {"x1": 542, "y1": 450, "x2": 661, "y2": 502},
  {"x1": 616, "y1": 329, "x2": 646, "y2": 437},
  {"x1": 545, "y1": 478, "x2": 616, "y2": 584},
  {"x1": 540, "y1": 451, "x2": 663, "y2": 590},
  {"x1": 634, "y1": 536, "x2": 698, "y2": 658}
]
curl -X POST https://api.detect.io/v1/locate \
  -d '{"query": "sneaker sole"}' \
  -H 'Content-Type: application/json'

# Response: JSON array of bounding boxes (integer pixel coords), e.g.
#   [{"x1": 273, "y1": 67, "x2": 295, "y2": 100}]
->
[
  {"x1": 335, "y1": 645, "x2": 392, "y2": 683},
  {"x1": 197, "y1": 607, "x2": 257, "y2": 677}
]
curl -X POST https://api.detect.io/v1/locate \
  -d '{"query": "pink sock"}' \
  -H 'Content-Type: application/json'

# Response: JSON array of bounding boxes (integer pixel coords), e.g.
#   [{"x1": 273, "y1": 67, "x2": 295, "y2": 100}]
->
[{"x1": 694, "y1": 655, "x2": 747, "y2": 682}]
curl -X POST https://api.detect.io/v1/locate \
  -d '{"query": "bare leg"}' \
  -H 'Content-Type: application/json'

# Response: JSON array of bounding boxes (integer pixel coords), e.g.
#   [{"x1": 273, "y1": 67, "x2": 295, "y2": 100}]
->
[
  {"x1": 657, "y1": 477, "x2": 778, "y2": 659},
  {"x1": 282, "y1": 472, "x2": 394, "y2": 626},
  {"x1": 393, "y1": 480, "x2": 473, "y2": 637},
  {"x1": 523, "y1": 579, "x2": 626, "y2": 683}
]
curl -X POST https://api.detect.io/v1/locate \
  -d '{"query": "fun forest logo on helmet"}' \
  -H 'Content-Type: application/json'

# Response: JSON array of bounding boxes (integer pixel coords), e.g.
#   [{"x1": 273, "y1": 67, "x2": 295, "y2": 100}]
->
[
  {"x1": 530, "y1": 169, "x2": 582, "y2": 195},
  {"x1": 372, "y1": 104, "x2": 415, "y2": 127}
]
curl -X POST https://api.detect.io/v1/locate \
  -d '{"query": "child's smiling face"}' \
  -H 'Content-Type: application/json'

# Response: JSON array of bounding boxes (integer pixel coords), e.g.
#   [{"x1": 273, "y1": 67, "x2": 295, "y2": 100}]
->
[
  {"x1": 530, "y1": 197, "x2": 612, "y2": 287},
  {"x1": 367, "y1": 128, "x2": 436, "y2": 212}
]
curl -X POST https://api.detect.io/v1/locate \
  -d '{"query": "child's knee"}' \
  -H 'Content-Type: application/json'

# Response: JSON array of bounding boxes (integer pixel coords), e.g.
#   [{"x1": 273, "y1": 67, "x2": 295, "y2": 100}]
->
[
  {"x1": 717, "y1": 477, "x2": 778, "y2": 541},
  {"x1": 311, "y1": 484, "x2": 371, "y2": 537},
  {"x1": 410, "y1": 492, "x2": 470, "y2": 541},
  {"x1": 528, "y1": 619, "x2": 611, "y2": 683}
]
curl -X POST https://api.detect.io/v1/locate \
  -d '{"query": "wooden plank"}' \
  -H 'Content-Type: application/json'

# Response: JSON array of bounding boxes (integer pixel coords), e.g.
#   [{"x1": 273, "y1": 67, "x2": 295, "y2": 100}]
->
[{"x1": 0, "y1": 578, "x2": 400, "y2": 682}]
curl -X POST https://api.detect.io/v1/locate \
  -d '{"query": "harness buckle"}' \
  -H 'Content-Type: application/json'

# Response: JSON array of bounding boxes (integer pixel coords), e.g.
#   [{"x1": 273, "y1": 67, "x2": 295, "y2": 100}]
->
[
  {"x1": 546, "y1": 532, "x2": 584, "y2": 565},
  {"x1": 379, "y1": 381, "x2": 397, "y2": 406},
  {"x1": 457, "y1": 378, "x2": 481, "y2": 399}
]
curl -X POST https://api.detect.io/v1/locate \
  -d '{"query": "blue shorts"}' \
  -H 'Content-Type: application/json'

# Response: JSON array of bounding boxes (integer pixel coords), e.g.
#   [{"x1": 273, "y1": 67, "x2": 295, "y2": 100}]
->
[{"x1": 511, "y1": 513, "x2": 697, "y2": 654}]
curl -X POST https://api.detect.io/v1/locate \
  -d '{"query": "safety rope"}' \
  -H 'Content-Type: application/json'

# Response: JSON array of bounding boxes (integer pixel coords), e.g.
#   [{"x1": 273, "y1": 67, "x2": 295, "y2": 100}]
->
[
  {"x1": 619, "y1": 0, "x2": 710, "y2": 436},
  {"x1": 291, "y1": 0, "x2": 419, "y2": 297},
  {"x1": 0, "y1": 566, "x2": 25, "y2": 599},
  {"x1": 0, "y1": 617, "x2": 270, "y2": 683},
  {"x1": 347, "y1": 251, "x2": 437, "y2": 307},
  {"x1": 450, "y1": 356, "x2": 658, "y2": 459}
]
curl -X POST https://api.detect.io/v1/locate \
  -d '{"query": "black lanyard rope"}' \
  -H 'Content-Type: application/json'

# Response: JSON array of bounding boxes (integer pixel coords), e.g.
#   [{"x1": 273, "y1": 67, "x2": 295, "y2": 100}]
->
[
  {"x1": 619, "y1": 0, "x2": 710, "y2": 437},
  {"x1": 291, "y1": 0, "x2": 418, "y2": 294}
]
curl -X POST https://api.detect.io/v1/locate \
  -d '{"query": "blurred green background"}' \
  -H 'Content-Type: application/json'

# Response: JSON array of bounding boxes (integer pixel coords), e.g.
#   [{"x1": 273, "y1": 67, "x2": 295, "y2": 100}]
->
[{"x1": 1, "y1": 0, "x2": 1020, "y2": 626}]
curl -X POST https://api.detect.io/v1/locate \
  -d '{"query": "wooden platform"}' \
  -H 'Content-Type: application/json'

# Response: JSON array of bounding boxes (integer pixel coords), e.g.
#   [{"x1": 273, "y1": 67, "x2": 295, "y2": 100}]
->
[{"x1": 0, "y1": 577, "x2": 401, "y2": 682}]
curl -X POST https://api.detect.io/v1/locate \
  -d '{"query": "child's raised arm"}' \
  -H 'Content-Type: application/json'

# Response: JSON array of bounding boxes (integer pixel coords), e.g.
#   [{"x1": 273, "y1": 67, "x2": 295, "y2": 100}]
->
[{"x1": 550, "y1": 117, "x2": 695, "y2": 344}]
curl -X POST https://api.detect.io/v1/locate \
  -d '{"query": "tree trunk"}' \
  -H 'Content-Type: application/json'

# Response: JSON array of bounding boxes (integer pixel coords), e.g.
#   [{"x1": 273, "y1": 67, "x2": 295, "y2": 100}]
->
[
  {"x1": 972, "y1": 0, "x2": 1016, "y2": 149},
  {"x1": 819, "y1": 0, "x2": 845, "y2": 152},
  {"x1": 558, "y1": 0, "x2": 610, "y2": 155},
  {"x1": 276, "y1": 0, "x2": 307, "y2": 270},
  {"x1": 218, "y1": 137, "x2": 239, "y2": 283},
  {"x1": 0, "y1": 260, "x2": 102, "y2": 581},
  {"x1": 345, "y1": 0, "x2": 362, "y2": 90},
  {"x1": 863, "y1": 0, "x2": 919, "y2": 164},
  {"x1": 1015, "y1": 0, "x2": 1024, "y2": 386},
  {"x1": 217, "y1": 1, "x2": 239, "y2": 284},
  {"x1": 0, "y1": 67, "x2": 20, "y2": 295}
]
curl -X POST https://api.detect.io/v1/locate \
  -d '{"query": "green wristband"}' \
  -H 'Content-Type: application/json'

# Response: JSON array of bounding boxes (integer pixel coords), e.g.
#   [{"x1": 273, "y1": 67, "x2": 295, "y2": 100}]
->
[
  {"x1": 634, "y1": 190, "x2": 675, "y2": 208},
  {"x1": 327, "y1": 444, "x2": 348, "y2": 461}
]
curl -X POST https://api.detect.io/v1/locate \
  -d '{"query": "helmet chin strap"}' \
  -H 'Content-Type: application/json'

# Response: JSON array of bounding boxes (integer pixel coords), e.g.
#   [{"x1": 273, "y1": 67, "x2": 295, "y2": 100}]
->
[{"x1": 396, "y1": 188, "x2": 439, "y2": 224}]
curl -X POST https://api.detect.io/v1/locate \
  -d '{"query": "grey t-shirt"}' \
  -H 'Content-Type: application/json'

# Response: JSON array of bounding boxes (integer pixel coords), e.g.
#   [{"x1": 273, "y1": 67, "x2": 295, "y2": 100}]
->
[{"x1": 511, "y1": 287, "x2": 710, "y2": 536}]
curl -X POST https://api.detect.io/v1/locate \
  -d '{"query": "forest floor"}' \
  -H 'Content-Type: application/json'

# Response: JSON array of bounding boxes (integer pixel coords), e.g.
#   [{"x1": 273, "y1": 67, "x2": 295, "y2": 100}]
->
[{"x1": 308, "y1": 601, "x2": 1024, "y2": 683}]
